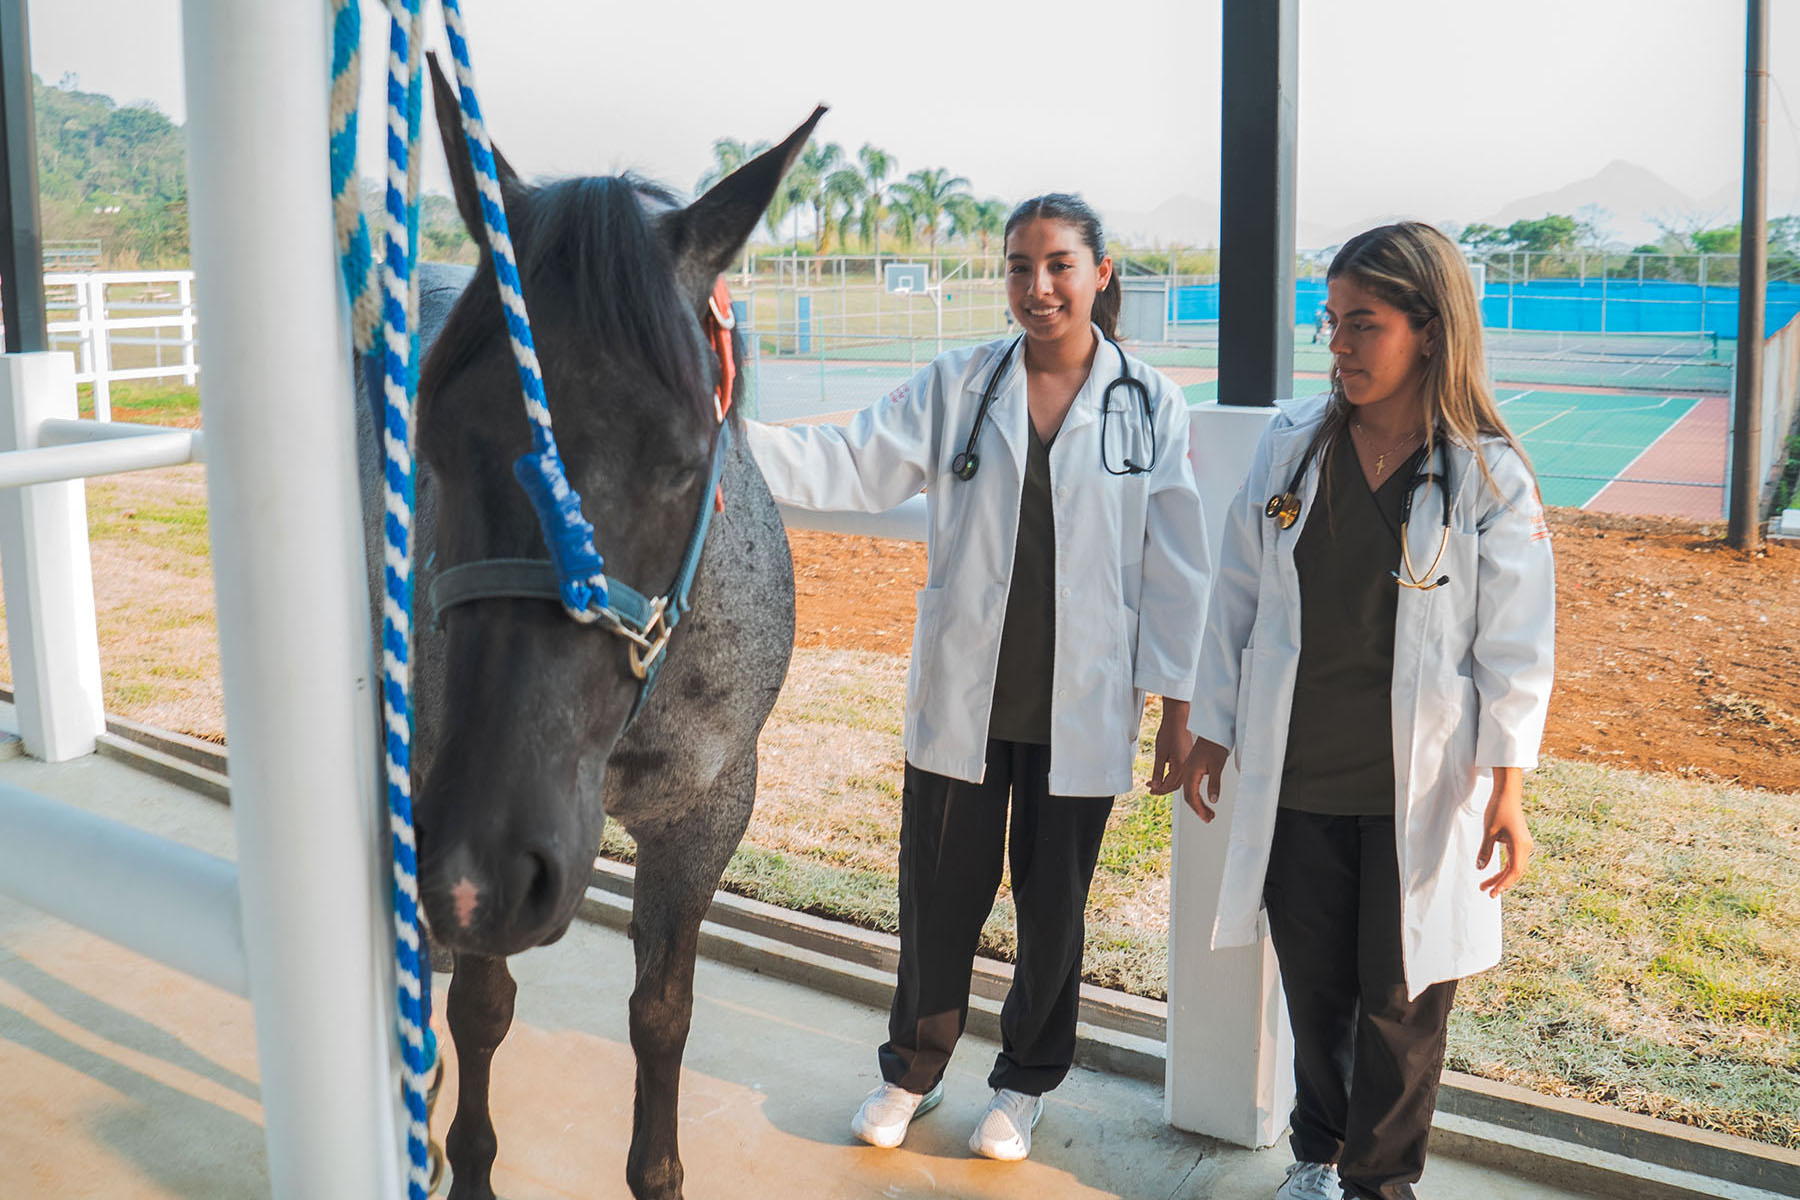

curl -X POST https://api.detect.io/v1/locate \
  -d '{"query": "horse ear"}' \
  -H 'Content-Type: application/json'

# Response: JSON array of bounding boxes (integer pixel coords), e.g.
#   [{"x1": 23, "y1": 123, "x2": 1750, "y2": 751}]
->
[
  {"x1": 427, "y1": 52, "x2": 522, "y2": 246},
  {"x1": 663, "y1": 105, "x2": 827, "y2": 304}
]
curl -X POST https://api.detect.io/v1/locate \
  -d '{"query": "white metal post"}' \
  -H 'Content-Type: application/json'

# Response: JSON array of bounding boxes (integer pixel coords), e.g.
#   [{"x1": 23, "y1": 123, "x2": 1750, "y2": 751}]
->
[
  {"x1": 85, "y1": 275, "x2": 112, "y2": 420},
  {"x1": 0, "y1": 351, "x2": 104, "y2": 762},
  {"x1": 180, "y1": 2, "x2": 403, "y2": 1197},
  {"x1": 73, "y1": 273, "x2": 94, "y2": 380},
  {"x1": 177, "y1": 274, "x2": 197, "y2": 384},
  {"x1": 1165, "y1": 400, "x2": 1294, "y2": 1148}
]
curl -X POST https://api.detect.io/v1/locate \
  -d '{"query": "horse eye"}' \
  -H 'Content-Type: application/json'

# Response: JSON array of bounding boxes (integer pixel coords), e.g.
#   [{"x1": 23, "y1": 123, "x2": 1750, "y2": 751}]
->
[{"x1": 653, "y1": 463, "x2": 703, "y2": 493}]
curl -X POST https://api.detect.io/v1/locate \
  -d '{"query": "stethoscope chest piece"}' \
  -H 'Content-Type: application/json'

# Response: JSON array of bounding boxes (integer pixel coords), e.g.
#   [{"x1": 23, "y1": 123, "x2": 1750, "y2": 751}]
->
[{"x1": 1265, "y1": 492, "x2": 1301, "y2": 529}]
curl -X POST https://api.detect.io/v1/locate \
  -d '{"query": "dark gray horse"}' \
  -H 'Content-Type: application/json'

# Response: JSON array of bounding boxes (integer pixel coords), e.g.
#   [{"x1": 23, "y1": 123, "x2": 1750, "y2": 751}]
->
[{"x1": 356, "y1": 63, "x2": 813, "y2": 1200}]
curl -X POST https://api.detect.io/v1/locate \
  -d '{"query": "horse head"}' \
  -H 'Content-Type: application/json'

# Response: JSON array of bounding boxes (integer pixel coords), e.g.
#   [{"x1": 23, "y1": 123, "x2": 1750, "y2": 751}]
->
[{"x1": 413, "y1": 56, "x2": 820, "y2": 957}]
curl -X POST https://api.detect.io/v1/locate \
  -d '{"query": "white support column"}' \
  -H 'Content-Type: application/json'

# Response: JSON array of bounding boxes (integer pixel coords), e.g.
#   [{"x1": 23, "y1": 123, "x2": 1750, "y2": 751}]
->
[
  {"x1": 85, "y1": 276, "x2": 112, "y2": 420},
  {"x1": 1166, "y1": 399, "x2": 1294, "y2": 1148},
  {"x1": 0, "y1": 351, "x2": 104, "y2": 762},
  {"x1": 180, "y1": 2, "x2": 403, "y2": 1198}
]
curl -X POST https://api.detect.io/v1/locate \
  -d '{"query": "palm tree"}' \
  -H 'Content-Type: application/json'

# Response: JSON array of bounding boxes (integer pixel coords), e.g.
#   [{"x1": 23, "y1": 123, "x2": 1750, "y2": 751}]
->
[
  {"x1": 887, "y1": 167, "x2": 970, "y2": 260},
  {"x1": 694, "y1": 136, "x2": 768, "y2": 197},
  {"x1": 856, "y1": 144, "x2": 894, "y2": 267},
  {"x1": 822, "y1": 167, "x2": 865, "y2": 257},
  {"x1": 795, "y1": 140, "x2": 845, "y2": 275},
  {"x1": 885, "y1": 192, "x2": 919, "y2": 252},
  {"x1": 971, "y1": 198, "x2": 1009, "y2": 274}
]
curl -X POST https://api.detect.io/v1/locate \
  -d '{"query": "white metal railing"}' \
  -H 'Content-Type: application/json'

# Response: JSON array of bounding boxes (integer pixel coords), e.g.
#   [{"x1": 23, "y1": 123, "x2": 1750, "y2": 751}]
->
[
  {"x1": 44, "y1": 269, "x2": 198, "y2": 421},
  {"x1": 0, "y1": 3, "x2": 405, "y2": 1196}
]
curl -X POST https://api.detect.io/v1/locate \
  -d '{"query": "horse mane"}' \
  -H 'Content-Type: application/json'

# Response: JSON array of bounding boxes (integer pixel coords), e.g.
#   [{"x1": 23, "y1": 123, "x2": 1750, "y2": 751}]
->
[{"x1": 421, "y1": 172, "x2": 711, "y2": 424}]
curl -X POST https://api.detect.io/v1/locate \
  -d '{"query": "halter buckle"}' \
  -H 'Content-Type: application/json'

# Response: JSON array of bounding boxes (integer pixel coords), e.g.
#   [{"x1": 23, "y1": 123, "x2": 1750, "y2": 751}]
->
[{"x1": 623, "y1": 597, "x2": 673, "y2": 680}]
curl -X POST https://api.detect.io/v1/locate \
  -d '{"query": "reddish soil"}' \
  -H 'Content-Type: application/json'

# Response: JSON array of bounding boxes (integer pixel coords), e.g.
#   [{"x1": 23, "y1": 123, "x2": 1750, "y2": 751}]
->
[{"x1": 788, "y1": 510, "x2": 1800, "y2": 793}]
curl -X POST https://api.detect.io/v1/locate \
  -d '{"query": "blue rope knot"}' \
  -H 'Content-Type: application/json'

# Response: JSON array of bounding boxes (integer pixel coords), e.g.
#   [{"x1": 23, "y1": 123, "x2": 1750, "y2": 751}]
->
[{"x1": 512, "y1": 446, "x2": 609, "y2": 618}]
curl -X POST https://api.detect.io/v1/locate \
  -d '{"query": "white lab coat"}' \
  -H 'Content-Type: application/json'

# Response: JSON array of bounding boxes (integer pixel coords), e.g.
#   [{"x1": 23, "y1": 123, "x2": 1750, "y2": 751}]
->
[
  {"x1": 1189, "y1": 393, "x2": 1555, "y2": 998},
  {"x1": 745, "y1": 331, "x2": 1211, "y2": 796}
]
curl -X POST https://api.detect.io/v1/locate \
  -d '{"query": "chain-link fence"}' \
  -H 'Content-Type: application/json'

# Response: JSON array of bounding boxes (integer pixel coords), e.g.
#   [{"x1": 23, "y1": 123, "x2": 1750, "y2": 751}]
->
[{"x1": 734, "y1": 249, "x2": 1800, "y2": 524}]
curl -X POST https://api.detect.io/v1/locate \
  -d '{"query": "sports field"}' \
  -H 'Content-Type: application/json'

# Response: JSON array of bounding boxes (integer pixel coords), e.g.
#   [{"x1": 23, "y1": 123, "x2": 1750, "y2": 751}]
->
[{"x1": 749, "y1": 342, "x2": 1730, "y2": 520}]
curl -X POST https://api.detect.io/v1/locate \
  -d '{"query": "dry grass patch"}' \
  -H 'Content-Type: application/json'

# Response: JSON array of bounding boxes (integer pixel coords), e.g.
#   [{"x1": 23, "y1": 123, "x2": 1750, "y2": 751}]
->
[{"x1": 602, "y1": 646, "x2": 1172, "y2": 996}]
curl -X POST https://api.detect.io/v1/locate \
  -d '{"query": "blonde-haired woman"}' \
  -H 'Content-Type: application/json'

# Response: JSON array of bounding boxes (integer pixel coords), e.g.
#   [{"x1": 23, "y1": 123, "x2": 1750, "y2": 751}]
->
[{"x1": 1159, "y1": 222, "x2": 1555, "y2": 1200}]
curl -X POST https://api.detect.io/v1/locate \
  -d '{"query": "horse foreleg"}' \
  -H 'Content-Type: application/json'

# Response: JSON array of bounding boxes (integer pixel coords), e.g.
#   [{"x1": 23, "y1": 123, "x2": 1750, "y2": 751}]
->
[
  {"x1": 624, "y1": 884, "x2": 704, "y2": 1198},
  {"x1": 444, "y1": 952, "x2": 517, "y2": 1200}
]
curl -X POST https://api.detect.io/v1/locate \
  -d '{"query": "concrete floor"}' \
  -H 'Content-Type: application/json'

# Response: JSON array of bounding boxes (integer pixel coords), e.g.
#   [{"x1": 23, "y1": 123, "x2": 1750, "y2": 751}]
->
[{"x1": 0, "y1": 751, "x2": 1606, "y2": 1200}]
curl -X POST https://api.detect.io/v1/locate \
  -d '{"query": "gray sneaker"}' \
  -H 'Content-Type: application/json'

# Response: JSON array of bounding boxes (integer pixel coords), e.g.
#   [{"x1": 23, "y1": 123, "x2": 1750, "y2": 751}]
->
[
  {"x1": 968, "y1": 1087, "x2": 1045, "y2": 1161},
  {"x1": 850, "y1": 1080, "x2": 943, "y2": 1148},
  {"x1": 1276, "y1": 1161, "x2": 1344, "y2": 1200}
]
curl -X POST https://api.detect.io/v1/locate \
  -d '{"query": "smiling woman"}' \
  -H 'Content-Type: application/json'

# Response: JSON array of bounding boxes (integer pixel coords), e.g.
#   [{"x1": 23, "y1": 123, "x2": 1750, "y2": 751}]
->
[{"x1": 743, "y1": 190, "x2": 1211, "y2": 1163}]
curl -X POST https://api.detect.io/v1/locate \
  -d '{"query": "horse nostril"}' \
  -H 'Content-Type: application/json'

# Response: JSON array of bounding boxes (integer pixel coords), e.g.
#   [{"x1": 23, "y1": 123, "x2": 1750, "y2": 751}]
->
[{"x1": 504, "y1": 847, "x2": 562, "y2": 933}]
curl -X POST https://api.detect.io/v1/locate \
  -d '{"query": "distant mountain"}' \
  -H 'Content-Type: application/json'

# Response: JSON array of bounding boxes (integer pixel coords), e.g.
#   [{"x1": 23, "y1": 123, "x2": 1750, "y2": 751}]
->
[
  {"x1": 1106, "y1": 161, "x2": 1757, "y2": 254},
  {"x1": 1475, "y1": 160, "x2": 1716, "y2": 248},
  {"x1": 1103, "y1": 193, "x2": 1220, "y2": 248}
]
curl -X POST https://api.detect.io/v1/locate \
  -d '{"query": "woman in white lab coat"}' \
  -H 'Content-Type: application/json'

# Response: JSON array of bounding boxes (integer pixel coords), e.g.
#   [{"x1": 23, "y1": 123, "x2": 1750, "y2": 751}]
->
[
  {"x1": 1161, "y1": 222, "x2": 1554, "y2": 1200},
  {"x1": 745, "y1": 194, "x2": 1209, "y2": 1162}
]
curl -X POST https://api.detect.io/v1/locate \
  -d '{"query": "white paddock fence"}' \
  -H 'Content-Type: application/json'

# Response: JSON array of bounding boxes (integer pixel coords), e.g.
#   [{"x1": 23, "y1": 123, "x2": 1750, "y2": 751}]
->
[{"x1": 44, "y1": 269, "x2": 198, "y2": 420}]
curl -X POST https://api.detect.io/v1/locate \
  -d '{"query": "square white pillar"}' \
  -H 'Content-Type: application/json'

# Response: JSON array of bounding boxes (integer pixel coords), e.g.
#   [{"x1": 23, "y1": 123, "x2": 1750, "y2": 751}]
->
[
  {"x1": 0, "y1": 351, "x2": 104, "y2": 762},
  {"x1": 1166, "y1": 400, "x2": 1293, "y2": 1147}
]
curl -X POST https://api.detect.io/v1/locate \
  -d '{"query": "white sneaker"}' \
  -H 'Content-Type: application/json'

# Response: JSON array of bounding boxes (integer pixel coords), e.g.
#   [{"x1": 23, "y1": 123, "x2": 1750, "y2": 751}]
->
[
  {"x1": 968, "y1": 1087, "x2": 1044, "y2": 1161},
  {"x1": 1276, "y1": 1160, "x2": 1344, "y2": 1200},
  {"x1": 850, "y1": 1080, "x2": 943, "y2": 1148}
]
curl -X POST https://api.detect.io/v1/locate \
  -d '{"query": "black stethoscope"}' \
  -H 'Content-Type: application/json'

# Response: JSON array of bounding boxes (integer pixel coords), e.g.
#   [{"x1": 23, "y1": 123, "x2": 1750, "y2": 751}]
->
[
  {"x1": 1264, "y1": 425, "x2": 1454, "y2": 590},
  {"x1": 951, "y1": 335, "x2": 1156, "y2": 481}
]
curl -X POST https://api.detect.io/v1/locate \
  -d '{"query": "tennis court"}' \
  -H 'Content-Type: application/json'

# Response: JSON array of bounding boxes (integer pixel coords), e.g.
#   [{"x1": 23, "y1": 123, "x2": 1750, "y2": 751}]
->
[{"x1": 747, "y1": 333, "x2": 1732, "y2": 521}]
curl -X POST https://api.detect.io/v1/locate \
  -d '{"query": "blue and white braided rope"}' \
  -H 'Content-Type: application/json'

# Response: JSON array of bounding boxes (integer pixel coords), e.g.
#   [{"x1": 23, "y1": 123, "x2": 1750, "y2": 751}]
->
[
  {"x1": 329, "y1": 0, "x2": 379, "y2": 353},
  {"x1": 440, "y1": 0, "x2": 612, "y2": 620},
  {"x1": 374, "y1": 2, "x2": 436, "y2": 1197}
]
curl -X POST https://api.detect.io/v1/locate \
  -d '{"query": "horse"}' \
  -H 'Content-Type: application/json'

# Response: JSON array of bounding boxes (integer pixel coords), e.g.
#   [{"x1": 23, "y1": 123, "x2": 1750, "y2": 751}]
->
[{"x1": 355, "y1": 59, "x2": 816, "y2": 1200}]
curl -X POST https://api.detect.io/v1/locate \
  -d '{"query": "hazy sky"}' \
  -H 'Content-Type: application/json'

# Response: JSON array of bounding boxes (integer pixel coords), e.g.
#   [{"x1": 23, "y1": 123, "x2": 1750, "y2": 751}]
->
[{"x1": 28, "y1": 0, "x2": 1800, "y2": 237}]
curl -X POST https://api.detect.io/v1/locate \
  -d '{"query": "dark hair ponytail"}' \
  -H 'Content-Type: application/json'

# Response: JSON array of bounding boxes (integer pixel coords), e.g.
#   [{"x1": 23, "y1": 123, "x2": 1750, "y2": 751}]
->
[{"x1": 1004, "y1": 192, "x2": 1120, "y2": 341}]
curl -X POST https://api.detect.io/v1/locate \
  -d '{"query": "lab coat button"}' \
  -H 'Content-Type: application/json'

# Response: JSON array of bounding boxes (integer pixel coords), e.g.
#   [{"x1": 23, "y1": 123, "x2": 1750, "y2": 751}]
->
[{"x1": 1060, "y1": 586, "x2": 1071, "y2": 598}]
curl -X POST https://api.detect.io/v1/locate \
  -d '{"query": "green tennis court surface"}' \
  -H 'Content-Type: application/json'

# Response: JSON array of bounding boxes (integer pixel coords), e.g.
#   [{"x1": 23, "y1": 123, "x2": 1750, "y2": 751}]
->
[
  {"x1": 1171, "y1": 377, "x2": 1715, "y2": 510},
  {"x1": 751, "y1": 351, "x2": 1726, "y2": 517}
]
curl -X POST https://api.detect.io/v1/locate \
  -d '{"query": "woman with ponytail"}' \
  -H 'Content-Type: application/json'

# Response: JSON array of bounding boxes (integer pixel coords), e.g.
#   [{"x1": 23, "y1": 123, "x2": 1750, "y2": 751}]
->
[
  {"x1": 1161, "y1": 222, "x2": 1556, "y2": 1200},
  {"x1": 746, "y1": 193, "x2": 1209, "y2": 1161}
]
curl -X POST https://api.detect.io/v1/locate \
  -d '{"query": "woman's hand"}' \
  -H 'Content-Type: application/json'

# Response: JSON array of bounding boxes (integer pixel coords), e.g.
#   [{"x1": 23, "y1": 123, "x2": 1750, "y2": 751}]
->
[
  {"x1": 1150, "y1": 726, "x2": 1229, "y2": 825},
  {"x1": 1148, "y1": 698, "x2": 1190, "y2": 795},
  {"x1": 1478, "y1": 767, "x2": 1533, "y2": 897}
]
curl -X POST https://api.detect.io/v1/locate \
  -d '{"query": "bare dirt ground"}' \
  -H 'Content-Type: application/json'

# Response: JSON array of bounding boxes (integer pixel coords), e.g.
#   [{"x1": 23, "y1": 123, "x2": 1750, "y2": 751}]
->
[{"x1": 791, "y1": 510, "x2": 1800, "y2": 793}]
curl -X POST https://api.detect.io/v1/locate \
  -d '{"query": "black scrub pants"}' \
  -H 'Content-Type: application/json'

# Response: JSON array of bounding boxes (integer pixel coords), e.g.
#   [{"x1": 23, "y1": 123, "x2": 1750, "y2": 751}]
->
[
  {"x1": 1262, "y1": 810, "x2": 1458, "y2": 1200},
  {"x1": 878, "y1": 739, "x2": 1113, "y2": 1097}
]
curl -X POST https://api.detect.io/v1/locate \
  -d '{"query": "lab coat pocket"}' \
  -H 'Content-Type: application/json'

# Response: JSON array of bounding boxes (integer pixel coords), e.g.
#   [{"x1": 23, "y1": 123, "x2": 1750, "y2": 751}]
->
[
  {"x1": 907, "y1": 587, "x2": 946, "y2": 721},
  {"x1": 1232, "y1": 646, "x2": 1255, "y2": 769},
  {"x1": 1451, "y1": 673, "x2": 1484, "y2": 813}
]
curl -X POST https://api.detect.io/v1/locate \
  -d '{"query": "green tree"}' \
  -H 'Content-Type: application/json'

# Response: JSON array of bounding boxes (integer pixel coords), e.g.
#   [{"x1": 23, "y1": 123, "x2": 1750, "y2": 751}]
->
[
  {"x1": 822, "y1": 167, "x2": 864, "y2": 256},
  {"x1": 855, "y1": 144, "x2": 894, "y2": 264},
  {"x1": 887, "y1": 167, "x2": 970, "y2": 258},
  {"x1": 947, "y1": 196, "x2": 1008, "y2": 273},
  {"x1": 1693, "y1": 225, "x2": 1741, "y2": 255},
  {"x1": 33, "y1": 75, "x2": 189, "y2": 266},
  {"x1": 1503, "y1": 214, "x2": 1579, "y2": 252},
  {"x1": 795, "y1": 140, "x2": 845, "y2": 267},
  {"x1": 1458, "y1": 223, "x2": 1509, "y2": 254},
  {"x1": 695, "y1": 136, "x2": 769, "y2": 198}
]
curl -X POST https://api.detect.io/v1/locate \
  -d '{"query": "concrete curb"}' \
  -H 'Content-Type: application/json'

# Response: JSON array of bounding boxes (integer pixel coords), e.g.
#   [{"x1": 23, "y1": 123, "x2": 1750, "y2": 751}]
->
[{"x1": 82, "y1": 729, "x2": 1800, "y2": 1199}]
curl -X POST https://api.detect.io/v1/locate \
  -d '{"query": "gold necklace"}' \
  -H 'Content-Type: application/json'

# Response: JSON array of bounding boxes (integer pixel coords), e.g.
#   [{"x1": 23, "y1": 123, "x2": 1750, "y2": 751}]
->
[{"x1": 1352, "y1": 422, "x2": 1423, "y2": 478}]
